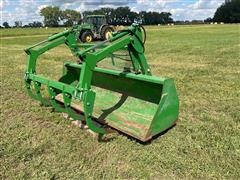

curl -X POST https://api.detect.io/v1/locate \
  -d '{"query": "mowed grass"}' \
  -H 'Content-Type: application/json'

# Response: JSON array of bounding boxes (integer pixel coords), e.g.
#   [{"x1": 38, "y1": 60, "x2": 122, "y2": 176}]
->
[
  {"x1": 0, "y1": 27, "x2": 64, "y2": 37},
  {"x1": 0, "y1": 25, "x2": 240, "y2": 179}
]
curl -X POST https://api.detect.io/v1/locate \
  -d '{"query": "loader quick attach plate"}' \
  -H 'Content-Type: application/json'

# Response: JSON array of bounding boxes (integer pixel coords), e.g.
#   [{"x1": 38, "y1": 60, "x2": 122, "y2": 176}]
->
[{"x1": 53, "y1": 63, "x2": 179, "y2": 142}]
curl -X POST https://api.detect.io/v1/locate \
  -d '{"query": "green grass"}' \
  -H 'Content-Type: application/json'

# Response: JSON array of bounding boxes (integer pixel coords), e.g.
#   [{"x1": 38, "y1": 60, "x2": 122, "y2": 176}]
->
[
  {"x1": 0, "y1": 27, "x2": 64, "y2": 37},
  {"x1": 1, "y1": 24, "x2": 240, "y2": 179}
]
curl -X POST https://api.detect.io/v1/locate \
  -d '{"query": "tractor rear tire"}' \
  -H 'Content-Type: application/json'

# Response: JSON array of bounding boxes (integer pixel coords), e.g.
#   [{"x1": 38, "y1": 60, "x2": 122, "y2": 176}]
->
[
  {"x1": 100, "y1": 26, "x2": 114, "y2": 40},
  {"x1": 81, "y1": 31, "x2": 94, "y2": 43}
]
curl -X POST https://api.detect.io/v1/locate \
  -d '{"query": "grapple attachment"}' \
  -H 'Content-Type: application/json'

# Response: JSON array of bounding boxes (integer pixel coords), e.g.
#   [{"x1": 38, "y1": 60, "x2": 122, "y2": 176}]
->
[{"x1": 24, "y1": 24, "x2": 179, "y2": 142}]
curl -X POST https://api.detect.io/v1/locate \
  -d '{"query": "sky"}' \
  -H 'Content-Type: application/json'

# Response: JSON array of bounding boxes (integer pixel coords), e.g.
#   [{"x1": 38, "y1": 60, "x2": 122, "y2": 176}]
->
[{"x1": 0, "y1": 0, "x2": 225, "y2": 25}]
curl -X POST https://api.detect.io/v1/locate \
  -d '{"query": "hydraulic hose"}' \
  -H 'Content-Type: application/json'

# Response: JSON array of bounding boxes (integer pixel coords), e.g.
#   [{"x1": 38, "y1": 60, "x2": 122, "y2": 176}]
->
[{"x1": 117, "y1": 24, "x2": 147, "y2": 53}]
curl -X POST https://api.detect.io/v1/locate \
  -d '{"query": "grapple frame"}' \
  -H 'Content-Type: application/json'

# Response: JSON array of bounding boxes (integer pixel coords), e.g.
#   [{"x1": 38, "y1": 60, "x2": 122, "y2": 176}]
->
[{"x1": 24, "y1": 24, "x2": 179, "y2": 142}]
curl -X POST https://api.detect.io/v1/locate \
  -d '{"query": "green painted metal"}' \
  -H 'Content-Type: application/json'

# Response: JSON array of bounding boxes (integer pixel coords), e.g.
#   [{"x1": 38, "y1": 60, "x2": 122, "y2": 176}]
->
[{"x1": 24, "y1": 24, "x2": 179, "y2": 142}]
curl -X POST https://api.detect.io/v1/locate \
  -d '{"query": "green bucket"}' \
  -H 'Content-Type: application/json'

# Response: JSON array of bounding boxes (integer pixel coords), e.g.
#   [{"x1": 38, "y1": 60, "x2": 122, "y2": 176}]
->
[{"x1": 56, "y1": 63, "x2": 179, "y2": 142}]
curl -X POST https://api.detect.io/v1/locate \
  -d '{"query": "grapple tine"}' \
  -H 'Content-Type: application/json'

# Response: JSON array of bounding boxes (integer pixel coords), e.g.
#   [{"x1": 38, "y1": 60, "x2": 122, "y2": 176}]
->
[
  {"x1": 63, "y1": 92, "x2": 83, "y2": 120},
  {"x1": 47, "y1": 86, "x2": 66, "y2": 113},
  {"x1": 33, "y1": 81, "x2": 50, "y2": 106},
  {"x1": 84, "y1": 90, "x2": 106, "y2": 134},
  {"x1": 25, "y1": 80, "x2": 39, "y2": 101}
]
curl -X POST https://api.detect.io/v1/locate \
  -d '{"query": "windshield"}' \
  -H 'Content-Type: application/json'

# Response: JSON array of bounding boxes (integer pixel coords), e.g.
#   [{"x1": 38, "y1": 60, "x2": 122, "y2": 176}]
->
[{"x1": 85, "y1": 17, "x2": 106, "y2": 25}]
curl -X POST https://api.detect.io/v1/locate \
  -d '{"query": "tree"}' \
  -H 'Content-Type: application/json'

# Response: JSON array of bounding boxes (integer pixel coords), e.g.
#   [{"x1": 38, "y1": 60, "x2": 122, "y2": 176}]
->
[
  {"x1": 160, "y1": 12, "x2": 173, "y2": 24},
  {"x1": 14, "y1": 21, "x2": 22, "y2": 28},
  {"x1": 3, "y1": 22, "x2": 10, "y2": 28},
  {"x1": 139, "y1": 11, "x2": 147, "y2": 24},
  {"x1": 191, "y1": 20, "x2": 204, "y2": 24},
  {"x1": 213, "y1": 0, "x2": 240, "y2": 23},
  {"x1": 114, "y1": 7, "x2": 132, "y2": 25},
  {"x1": 82, "y1": 10, "x2": 94, "y2": 18},
  {"x1": 62, "y1": 9, "x2": 81, "y2": 26},
  {"x1": 28, "y1": 21, "x2": 43, "y2": 27},
  {"x1": 128, "y1": 11, "x2": 139, "y2": 24},
  {"x1": 204, "y1": 17, "x2": 213, "y2": 23},
  {"x1": 98, "y1": 8, "x2": 115, "y2": 24},
  {"x1": 139, "y1": 11, "x2": 173, "y2": 25},
  {"x1": 40, "y1": 6, "x2": 62, "y2": 27},
  {"x1": 86, "y1": 8, "x2": 116, "y2": 24}
]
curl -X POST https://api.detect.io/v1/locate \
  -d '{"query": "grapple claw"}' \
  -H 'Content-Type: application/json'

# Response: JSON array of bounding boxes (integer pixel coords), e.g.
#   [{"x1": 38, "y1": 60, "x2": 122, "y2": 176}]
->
[
  {"x1": 47, "y1": 86, "x2": 66, "y2": 113},
  {"x1": 63, "y1": 92, "x2": 84, "y2": 121},
  {"x1": 33, "y1": 81, "x2": 50, "y2": 106},
  {"x1": 25, "y1": 80, "x2": 39, "y2": 101},
  {"x1": 84, "y1": 90, "x2": 106, "y2": 134}
]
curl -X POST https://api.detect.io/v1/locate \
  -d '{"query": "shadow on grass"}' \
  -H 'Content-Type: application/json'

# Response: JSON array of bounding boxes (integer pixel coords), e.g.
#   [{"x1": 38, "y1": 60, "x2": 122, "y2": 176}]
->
[{"x1": 98, "y1": 124, "x2": 177, "y2": 145}]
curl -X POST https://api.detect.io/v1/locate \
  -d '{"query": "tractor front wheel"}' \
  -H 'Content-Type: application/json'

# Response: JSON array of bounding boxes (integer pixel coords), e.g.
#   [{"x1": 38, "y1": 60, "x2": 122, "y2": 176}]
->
[{"x1": 81, "y1": 31, "x2": 93, "y2": 43}]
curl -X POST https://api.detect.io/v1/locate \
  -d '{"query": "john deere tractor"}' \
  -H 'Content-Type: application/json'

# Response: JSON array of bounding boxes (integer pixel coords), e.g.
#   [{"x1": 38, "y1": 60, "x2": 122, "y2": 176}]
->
[{"x1": 76, "y1": 15, "x2": 115, "y2": 43}]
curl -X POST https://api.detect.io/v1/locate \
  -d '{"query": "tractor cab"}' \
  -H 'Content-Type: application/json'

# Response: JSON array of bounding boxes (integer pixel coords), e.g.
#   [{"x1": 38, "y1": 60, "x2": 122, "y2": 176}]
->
[{"x1": 84, "y1": 15, "x2": 107, "y2": 33}]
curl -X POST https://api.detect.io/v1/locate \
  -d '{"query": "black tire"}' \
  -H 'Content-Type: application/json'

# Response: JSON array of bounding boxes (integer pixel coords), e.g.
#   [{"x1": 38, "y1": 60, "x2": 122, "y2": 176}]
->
[
  {"x1": 100, "y1": 26, "x2": 114, "y2": 40},
  {"x1": 80, "y1": 31, "x2": 94, "y2": 43}
]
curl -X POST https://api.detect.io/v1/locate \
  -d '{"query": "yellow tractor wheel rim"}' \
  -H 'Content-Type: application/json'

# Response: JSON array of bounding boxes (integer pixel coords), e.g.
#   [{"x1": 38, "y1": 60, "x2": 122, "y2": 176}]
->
[
  {"x1": 86, "y1": 35, "x2": 92, "y2": 42},
  {"x1": 105, "y1": 31, "x2": 112, "y2": 40}
]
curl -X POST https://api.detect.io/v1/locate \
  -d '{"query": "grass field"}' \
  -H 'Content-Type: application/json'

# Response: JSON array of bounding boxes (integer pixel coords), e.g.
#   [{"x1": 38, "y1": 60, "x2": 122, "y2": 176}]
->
[{"x1": 1, "y1": 24, "x2": 240, "y2": 179}]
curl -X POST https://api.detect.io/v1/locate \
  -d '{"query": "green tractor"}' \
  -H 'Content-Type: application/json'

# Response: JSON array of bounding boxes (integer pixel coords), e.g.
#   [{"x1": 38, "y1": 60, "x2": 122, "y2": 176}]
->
[{"x1": 75, "y1": 15, "x2": 115, "y2": 43}]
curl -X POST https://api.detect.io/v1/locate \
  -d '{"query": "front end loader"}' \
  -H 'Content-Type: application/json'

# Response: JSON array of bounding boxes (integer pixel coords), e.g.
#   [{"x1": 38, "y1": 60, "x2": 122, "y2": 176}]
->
[{"x1": 24, "y1": 24, "x2": 179, "y2": 142}]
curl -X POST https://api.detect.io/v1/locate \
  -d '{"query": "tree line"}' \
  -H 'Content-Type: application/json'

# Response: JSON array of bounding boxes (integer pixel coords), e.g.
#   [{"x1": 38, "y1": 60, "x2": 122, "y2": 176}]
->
[
  {"x1": 1, "y1": 0, "x2": 239, "y2": 28},
  {"x1": 83, "y1": 7, "x2": 173, "y2": 25},
  {"x1": 213, "y1": 0, "x2": 240, "y2": 23},
  {"x1": 38, "y1": 6, "x2": 173, "y2": 27},
  {"x1": 204, "y1": 0, "x2": 240, "y2": 23},
  {"x1": 1, "y1": 21, "x2": 43, "y2": 28},
  {"x1": 1, "y1": 6, "x2": 173, "y2": 28}
]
